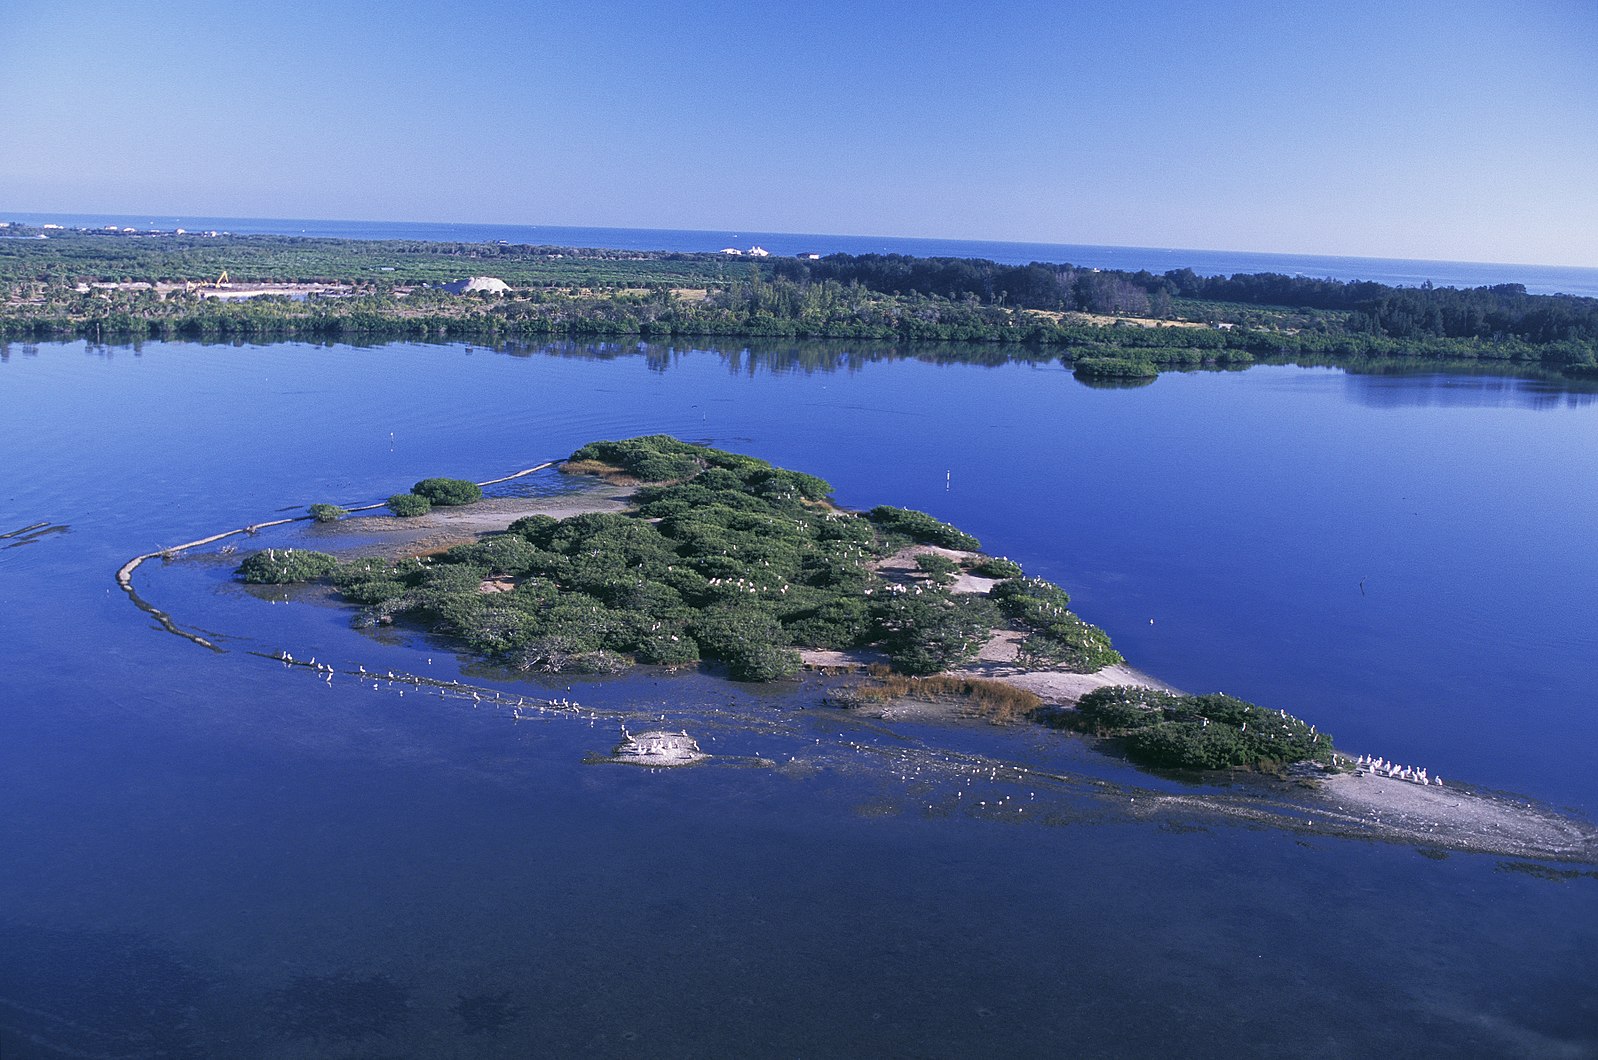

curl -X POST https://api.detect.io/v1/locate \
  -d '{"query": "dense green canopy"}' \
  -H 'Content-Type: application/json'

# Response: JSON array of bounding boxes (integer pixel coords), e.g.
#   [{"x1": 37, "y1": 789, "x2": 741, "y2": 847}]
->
[
  {"x1": 1072, "y1": 685, "x2": 1334, "y2": 771},
  {"x1": 241, "y1": 436, "x2": 1122, "y2": 682},
  {"x1": 231, "y1": 437, "x2": 1338, "y2": 769}
]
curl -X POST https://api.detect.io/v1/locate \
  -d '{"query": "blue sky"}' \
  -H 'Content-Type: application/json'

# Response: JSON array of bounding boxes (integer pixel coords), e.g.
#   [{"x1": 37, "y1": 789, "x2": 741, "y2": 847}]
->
[{"x1": 1, "y1": 0, "x2": 1593, "y2": 265}]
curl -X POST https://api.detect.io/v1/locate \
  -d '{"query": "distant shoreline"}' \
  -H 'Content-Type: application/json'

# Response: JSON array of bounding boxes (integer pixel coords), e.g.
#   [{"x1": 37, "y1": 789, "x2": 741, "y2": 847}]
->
[
  {"x1": 6, "y1": 227, "x2": 1594, "y2": 384},
  {"x1": 8, "y1": 211, "x2": 1595, "y2": 294}
]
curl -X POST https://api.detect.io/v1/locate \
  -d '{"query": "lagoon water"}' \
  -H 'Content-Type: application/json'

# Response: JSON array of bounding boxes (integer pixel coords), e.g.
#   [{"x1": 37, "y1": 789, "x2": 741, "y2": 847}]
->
[{"x1": 2, "y1": 339, "x2": 1596, "y2": 1056}]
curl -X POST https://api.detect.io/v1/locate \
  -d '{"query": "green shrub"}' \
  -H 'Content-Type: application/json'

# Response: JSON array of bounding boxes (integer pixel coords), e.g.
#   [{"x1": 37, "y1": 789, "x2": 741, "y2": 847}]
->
[
  {"x1": 568, "y1": 436, "x2": 704, "y2": 482},
  {"x1": 237, "y1": 548, "x2": 338, "y2": 584},
  {"x1": 868, "y1": 506, "x2": 981, "y2": 551},
  {"x1": 387, "y1": 493, "x2": 431, "y2": 517},
  {"x1": 1072, "y1": 355, "x2": 1159, "y2": 380},
  {"x1": 415, "y1": 563, "x2": 490, "y2": 598},
  {"x1": 1017, "y1": 614, "x2": 1123, "y2": 672},
  {"x1": 722, "y1": 641, "x2": 802, "y2": 682},
  {"x1": 1077, "y1": 686, "x2": 1333, "y2": 770},
  {"x1": 692, "y1": 603, "x2": 801, "y2": 682},
  {"x1": 992, "y1": 576, "x2": 1071, "y2": 616},
  {"x1": 508, "y1": 513, "x2": 559, "y2": 546},
  {"x1": 1127, "y1": 722, "x2": 1250, "y2": 769},
  {"x1": 632, "y1": 622, "x2": 701, "y2": 667},
  {"x1": 444, "y1": 534, "x2": 542, "y2": 575},
  {"x1": 412, "y1": 477, "x2": 483, "y2": 506},
  {"x1": 872, "y1": 588, "x2": 998, "y2": 675},
  {"x1": 747, "y1": 467, "x2": 833, "y2": 502},
  {"x1": 970, "y1": 556, "x2": 1024, "y2": 579},
  {"x1": 781, "y1": 594, "x2": 872, "y2": 651},
  {"x1": 313, "y1": 439, "x2": 1115, "y2": 693},
  {"x1": 1077, "y1": 686, "x2": 1183, "y2": 732},
  {"x1": 337, "y1": 578, "x2": 410, "y2": 606},
  {"x1": 308, "y1": 503, "x2": 347, "y2": 523},
  {"x1": 515, "y1": 635, "x2": 632, "y2": 674},
  {"x1": 450, "y1": 601, "x2": 538, "y2": 655},
  {"x1": 915, "y1": 553, "x2": 961, "y2": 585},
  {"x1": 330, "y1": 556, "x2": 423, "y2": 588}
]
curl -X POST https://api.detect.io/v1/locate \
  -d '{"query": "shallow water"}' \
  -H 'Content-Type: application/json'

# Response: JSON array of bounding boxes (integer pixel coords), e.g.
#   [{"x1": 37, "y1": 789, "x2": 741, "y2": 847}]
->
[{"x1": 2, "y1": 340, "x2": 1595, "y2": 1057}]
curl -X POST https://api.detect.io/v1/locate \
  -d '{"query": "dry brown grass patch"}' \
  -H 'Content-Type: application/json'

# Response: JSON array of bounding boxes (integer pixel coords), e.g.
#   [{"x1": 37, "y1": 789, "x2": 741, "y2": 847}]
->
[
  {"x1": 852, "y1": 671, "x2": 1043, "y2": 724},
  {"x1": 558, "y1": 459, "x2": 640, "y2": 485}
]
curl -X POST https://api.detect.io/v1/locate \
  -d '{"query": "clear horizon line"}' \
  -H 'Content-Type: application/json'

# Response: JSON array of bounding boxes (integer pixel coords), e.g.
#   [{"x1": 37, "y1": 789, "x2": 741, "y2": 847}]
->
[{"x1": 5, "y1": 207, "x2": 1595, "y2": 274}]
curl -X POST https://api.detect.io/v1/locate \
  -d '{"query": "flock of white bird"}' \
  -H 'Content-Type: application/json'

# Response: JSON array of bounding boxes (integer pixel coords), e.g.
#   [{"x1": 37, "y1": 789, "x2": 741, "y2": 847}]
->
[
  {"x1": 1354, "y1": 754, "x2": 1441, "y2": 787},
  {"x1": 273, "y1": 649, "x2": 588, "y2": 719}
]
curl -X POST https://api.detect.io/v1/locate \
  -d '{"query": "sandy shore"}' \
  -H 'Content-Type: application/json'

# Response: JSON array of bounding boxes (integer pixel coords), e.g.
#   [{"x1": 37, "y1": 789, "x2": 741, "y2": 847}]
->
[
  {"x1": 1304, "y1": 771, "x2": 1598, "y2": 860},
  {"x1": 317, "y1": 485, "x2": 635, "y2": 558},
  {"x1": 954, "y1": 642, "x2": 1181, "y2": 701},
  {"x1": 808, "y1": 544, "x2": 1597, "y2": 860}
]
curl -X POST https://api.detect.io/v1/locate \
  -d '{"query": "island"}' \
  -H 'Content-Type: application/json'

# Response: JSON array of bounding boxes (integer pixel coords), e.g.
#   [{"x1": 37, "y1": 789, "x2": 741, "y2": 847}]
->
[
  {"x1": 178, "y1": 433, "x2": 1597, "y2": 860},
  {"x1": 237, "y1": 435, "x2": 1333, "y2": 774}
]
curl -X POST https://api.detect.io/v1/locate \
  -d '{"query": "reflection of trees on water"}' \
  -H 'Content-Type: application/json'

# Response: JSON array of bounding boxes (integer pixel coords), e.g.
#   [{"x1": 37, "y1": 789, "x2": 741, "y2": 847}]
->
[
  {"x1": 1339, "y1": 367, "x2": 1598, "y2": 411},
  {"x1": 493, "y1": 337, "x2": 1057, "y2": 377},
  {"x1": 11, "y1": 337, "x2": 1598, "y2": 403}
]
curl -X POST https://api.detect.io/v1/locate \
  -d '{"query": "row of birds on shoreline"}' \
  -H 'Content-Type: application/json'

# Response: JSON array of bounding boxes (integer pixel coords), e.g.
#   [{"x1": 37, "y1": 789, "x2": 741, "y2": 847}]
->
[
  {"x1": 273, "y1": 649, "x2": 586, "y2": 715},
  {"x1": 1353, "y1": 754, "x2": 1441, "y2": 786}
]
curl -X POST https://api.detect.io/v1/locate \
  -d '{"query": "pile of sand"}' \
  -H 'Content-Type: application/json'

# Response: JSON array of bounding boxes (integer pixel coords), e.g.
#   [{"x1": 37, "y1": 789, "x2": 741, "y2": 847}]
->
[{"x1": 440, "y1": 276, "x2": 510, "y2": 295}]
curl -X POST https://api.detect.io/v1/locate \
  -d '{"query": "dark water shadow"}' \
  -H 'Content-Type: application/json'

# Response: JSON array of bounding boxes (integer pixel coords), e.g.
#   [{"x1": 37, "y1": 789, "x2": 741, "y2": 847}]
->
[
  {"x1": 265, "y1": 972, "x2": 412, "y2": 1044},
  {"x1": 0, "y1": 920, "x2": 209, "y2": 1059}
]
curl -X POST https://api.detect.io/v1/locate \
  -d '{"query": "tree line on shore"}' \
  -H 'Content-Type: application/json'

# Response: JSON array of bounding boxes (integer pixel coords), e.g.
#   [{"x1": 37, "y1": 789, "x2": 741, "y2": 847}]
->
[
  {"x1": 771, "y1": 254, "x2": 1598, "y2": 348},
  {"x1": 4, "y1": 231, "x2": 1593, "y2": 377}
]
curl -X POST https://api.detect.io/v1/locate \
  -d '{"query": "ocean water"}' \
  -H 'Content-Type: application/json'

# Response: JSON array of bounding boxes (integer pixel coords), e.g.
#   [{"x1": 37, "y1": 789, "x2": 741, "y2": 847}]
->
[
  {"x1": 1, "y1": 339, "x2": 1595, "y2": 1056},
  {"x1": 8, "y1": 210, "x2": 1598, "y2": 297}
]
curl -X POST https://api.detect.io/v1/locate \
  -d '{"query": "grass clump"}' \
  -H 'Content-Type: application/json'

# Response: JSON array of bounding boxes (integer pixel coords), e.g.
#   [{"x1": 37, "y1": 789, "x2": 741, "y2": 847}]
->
[
  {"x1": 308, "y1": 504, "x2": 347, "y2": 523},
  {"x1": 848, "y1": 673, "x2": 1043, "y2": 723}
]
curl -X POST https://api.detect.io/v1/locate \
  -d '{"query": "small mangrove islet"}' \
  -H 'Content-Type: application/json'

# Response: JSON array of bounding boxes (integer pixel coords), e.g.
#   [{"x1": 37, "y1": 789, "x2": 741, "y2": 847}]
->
[{"x1": 233, "y1": 435, "x2": 1332, "y2": 774}]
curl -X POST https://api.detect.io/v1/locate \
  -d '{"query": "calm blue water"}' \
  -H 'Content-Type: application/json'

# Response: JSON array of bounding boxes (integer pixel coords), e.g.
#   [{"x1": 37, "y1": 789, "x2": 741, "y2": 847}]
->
[
  {"x1": 2, "y1": 340, "x2": 1595, "y2": 1056},
  {"x1": 9, "y1": 210, "x2": 1598, "y2": 297}
]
